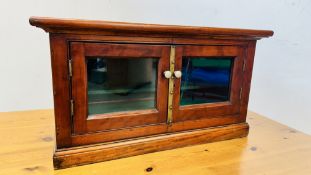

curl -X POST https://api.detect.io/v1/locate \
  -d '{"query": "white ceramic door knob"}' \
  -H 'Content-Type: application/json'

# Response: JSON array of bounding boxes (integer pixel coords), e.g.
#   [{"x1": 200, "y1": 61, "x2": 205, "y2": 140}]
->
[
  {"x1": 174, "y1": 71, "x2": 182, "y2": 78},
  {"x1": 163, "y1": 71, "x2": 172, "y2": 79}
]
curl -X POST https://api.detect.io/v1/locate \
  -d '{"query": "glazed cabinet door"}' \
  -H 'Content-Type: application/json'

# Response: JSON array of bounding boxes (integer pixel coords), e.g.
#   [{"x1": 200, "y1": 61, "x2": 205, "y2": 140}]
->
[
  {"x1": 172, "y1": 45, "x2": 245, "y2": 123},
  {"x1": 70, "y1": 42, "x2": 170, "y2": 135}
]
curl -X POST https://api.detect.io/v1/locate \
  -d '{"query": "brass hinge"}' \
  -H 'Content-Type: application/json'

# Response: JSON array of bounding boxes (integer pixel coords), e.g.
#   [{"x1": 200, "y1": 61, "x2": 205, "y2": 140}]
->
[
  {"x1": 68, "y1": 59, "x2": 73, "y2": 77},
  {"x1": 242, "y1": 59, "x2": 246, "y2": 72},
  {"x1": 240, "y1": 88, "x2": 243, "y2": 100},
  {"x1": 70, "y1": 99, "x2": 74, "y2": 116},
  {"x1": 167, "y1": 45, "x2": 175, "y2": 125}
]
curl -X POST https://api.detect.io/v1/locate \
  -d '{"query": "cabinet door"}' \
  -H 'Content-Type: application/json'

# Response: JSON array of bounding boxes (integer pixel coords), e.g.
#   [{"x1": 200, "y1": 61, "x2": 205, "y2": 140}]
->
[
  {"x1": 172, "y1": 45, "x2": 245, "y2": 123},
  {"x1": 70, "y1": 42, "x2": 170, "y2": 135}
]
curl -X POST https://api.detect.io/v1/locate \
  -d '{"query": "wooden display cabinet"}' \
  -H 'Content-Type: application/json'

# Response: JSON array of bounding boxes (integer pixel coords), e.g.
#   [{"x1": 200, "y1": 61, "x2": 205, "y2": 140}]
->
[{"x1": 30, "y1": 17, "x2": 273, "y2": 169}]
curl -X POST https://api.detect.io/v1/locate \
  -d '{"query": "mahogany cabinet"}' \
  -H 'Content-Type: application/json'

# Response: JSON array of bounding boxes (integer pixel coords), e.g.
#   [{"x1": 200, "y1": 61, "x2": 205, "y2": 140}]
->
[{"x1": 30, "y1": 17, "x2": 273, "y2": 169}]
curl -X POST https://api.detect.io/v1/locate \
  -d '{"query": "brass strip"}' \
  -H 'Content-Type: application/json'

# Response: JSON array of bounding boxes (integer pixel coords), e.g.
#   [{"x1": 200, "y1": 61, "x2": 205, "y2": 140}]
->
[
  {"x1": 167, "y1": 46, "x2": 175, "y2": 124},
  {"x1": 70, "y1": 99, "x2": 74, "y2": 116},
  {"x1": 68, "y1": 59, "x2": 73, "y2": 77}
]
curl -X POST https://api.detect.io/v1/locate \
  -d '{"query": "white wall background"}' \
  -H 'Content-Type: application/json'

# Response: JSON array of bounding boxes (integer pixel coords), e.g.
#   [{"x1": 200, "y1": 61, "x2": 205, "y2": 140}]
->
[{"x1": 0, "y1": 0, "x2": 310, "y2": 134}]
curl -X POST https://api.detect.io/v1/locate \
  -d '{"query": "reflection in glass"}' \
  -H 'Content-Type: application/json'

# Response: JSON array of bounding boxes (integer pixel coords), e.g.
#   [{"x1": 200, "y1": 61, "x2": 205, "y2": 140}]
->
[
  {"x1": 87, "y1": 57, "x2": 158, "y2": 115},
  {"x1": 180, "y1": 57, "x2": 233, "y2": 106}
]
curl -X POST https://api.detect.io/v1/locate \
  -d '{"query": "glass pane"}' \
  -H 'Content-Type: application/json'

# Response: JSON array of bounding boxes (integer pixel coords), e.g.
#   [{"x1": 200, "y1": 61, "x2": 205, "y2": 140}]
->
[
  {"x1": 180, "y1": 57, "x2": 233, "y2": 106},
  {"x1": 87, "y1": 57, "x2": 158, "y2": 115}
]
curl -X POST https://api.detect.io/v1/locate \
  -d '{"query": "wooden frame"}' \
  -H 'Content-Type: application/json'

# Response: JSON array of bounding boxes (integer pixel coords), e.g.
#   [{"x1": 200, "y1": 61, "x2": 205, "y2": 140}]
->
[
  {"x1": 173, "y1": 45, "x2": 245, "y2": 122},
  {"x1": 29, "y1": 17, "x2": 273, "y2": 169},
  {"x1": 71, "y1": 42, "x2": 170, "y2": 134}
]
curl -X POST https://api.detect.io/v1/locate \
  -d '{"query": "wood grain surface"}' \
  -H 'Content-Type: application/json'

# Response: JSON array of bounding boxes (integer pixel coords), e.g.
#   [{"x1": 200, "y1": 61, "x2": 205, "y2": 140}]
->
[
  {"x1": 0, "y1": 109, "x2": 310, "y2": 175},
  {"x1": 29, "y1": 17, "x2": 273, "y2": 39}
]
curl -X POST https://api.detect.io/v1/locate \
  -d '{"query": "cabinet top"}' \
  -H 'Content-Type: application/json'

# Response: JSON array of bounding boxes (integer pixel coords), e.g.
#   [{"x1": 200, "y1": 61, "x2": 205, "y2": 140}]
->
[{"x1": 29, "y1": 17, "x2": 273, "y2": 40}]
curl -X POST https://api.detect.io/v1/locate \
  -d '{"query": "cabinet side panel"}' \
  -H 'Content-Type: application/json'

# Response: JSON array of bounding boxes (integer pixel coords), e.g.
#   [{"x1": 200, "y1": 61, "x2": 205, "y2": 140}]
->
[
  {"x1": 50, "y1": 34, "x2": 72, "y2": 148},
  {"x1": 240, "y1": 41, "x2": 257, "y2": 121}
]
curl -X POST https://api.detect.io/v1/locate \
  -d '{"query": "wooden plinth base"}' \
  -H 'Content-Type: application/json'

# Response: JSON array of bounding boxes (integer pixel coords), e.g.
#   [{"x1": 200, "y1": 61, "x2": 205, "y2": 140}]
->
[{"x1": 54, "y1": 122, "x2": 249, "y2": 169}]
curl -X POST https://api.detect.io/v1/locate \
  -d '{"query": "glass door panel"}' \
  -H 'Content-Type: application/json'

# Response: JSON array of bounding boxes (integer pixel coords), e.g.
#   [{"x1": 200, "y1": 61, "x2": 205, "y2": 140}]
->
[
  {"x1": 71, "y1": 42, "x2": 169, "y2": 134},
  {"x1": 87, "y1": 57, "x2": 158, "y2": 116},
  {"x1": 173, "y1": 45, "x2": 245, "y2": 123},
  {"x1": 180, "y1": 57, "x2": 233, "y2": 105}
]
